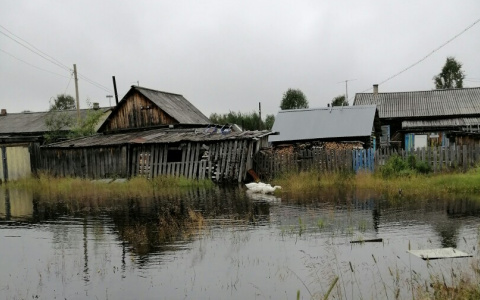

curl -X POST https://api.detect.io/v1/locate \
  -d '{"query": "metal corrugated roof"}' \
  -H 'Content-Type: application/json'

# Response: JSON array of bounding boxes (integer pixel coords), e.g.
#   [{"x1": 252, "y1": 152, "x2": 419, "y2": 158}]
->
[
  {"x1": 134, "y1": 87, "x2": 210, "y2": 124},
  {"x1": 44, "y1": 127, "x2": 273, "y2": 148},
  {"x1": 353, "y1": 87, "x2": 480, "y2": 119},
  {"x1": 402, "y1": 117, "x2": 480, "y2": 129},
  {"x1": 0, "y1": 108, "x2": 111, "y2": 134},
  {"x1": 268, "y1": 105, "x2": 377, "y2": 143}
]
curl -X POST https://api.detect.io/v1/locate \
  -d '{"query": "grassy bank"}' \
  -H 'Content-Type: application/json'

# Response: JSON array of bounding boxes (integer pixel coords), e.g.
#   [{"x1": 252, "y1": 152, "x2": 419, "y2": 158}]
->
[
  {"x1": 2, "y1": 174, "x2": 214, "y2": 202},
  {"x1": 273, "y1": 167, "x2": 480, "y2": 199}
]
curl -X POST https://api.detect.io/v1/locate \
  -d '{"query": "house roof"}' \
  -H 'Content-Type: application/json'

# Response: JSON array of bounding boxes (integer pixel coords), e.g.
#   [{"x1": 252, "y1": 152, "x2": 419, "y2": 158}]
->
[
  {"x1": 268, "y1": 105, "x2": 377, "y2": 143},
  {"x1": 127, "y1": 86, "x2": 210, "y2": 124},
  {"x1": 44, "y1": 126, "x2": 273, "y2": 148},
  {"x1": 353, "y1": 87, "x2": 480, "y2": 119},
  {"x1": 402, "y1": 117, "x2": 480, "y2": 130},
  {"x1": 0, "y1": 108, "x2": 111, "y2": 135}
]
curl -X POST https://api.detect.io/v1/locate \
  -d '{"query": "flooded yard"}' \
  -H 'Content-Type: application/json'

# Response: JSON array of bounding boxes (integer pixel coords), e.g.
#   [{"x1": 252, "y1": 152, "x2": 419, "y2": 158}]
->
[{"x1": 1, "y1": 187, "x2": 480, "y2": 299}]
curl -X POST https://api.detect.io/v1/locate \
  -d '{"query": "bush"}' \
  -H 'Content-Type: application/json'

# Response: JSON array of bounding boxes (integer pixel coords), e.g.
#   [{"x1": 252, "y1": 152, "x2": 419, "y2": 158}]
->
[
  {"x1": 415, "y1": 160, "x2": 432, "y2": 174},
  {"x1": 380, "y1": 154, "x2": 431, "y2": 178}
]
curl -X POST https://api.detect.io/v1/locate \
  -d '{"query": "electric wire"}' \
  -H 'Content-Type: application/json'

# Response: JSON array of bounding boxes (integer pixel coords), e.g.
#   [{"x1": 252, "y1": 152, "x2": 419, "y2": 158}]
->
[
  {"x1": 0, "y1": 25, "x2": 112, "y2": 93},
  {"x1": 352, "y1": 17, "x2": 480, "y2": 98},
  {"x1": 0, "y1": 48, "x2": 70, "y2": 78}
]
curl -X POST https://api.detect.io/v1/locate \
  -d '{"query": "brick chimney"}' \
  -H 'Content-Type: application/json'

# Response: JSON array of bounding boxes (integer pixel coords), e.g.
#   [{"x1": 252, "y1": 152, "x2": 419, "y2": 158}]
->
[
  {"x1": 0, "y1": 109, "x2": 6, "y2": 116},
  {"x1": 373, "y1": 84, "x2": 379, "y2": 95}
]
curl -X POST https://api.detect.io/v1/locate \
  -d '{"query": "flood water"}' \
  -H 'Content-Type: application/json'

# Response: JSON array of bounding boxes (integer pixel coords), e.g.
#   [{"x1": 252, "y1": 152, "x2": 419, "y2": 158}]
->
[{"x1": 1, "y1": 186, "x2": 480, "y2": 299}]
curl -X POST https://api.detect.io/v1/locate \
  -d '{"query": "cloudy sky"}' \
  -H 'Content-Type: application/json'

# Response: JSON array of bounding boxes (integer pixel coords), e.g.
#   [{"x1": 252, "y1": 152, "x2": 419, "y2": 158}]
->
[{"x1": 1, "y1": 1, "x2": 479, "y2": 118}]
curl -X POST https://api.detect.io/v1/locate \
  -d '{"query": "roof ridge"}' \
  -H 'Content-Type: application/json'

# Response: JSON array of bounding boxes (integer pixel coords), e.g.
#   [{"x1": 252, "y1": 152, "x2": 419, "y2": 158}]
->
[
  {"x1": 357, "y1": 86, "x2": 480, "y2": 95},
  {"x1": 133, "y1": 85, "x2": 183, "y2": 96}
]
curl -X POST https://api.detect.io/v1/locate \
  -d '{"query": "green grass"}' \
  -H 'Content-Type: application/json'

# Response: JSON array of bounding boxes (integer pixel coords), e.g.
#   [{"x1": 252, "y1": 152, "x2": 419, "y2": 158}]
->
[
  {"x1": 2, "y1": 173, "x2": 214, "y2": 203},
  {"x1": 274, "y1": 167, "x2": 480, "y2": 200}
]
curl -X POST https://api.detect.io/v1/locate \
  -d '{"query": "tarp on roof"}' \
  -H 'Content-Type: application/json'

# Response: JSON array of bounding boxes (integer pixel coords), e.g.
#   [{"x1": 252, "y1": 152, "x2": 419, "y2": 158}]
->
[
  {"x1": 354, "y1": 87, "x2": 480, "y2": 119},
  {"x1": 268, "y1": 105, "x2": 377, "y2": 143}
]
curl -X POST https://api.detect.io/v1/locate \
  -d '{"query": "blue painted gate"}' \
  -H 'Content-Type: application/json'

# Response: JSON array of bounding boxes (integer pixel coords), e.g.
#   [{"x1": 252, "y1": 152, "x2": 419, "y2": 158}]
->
[{"x1": 352, "y1": 149, "x2": 375, "y2": 173}]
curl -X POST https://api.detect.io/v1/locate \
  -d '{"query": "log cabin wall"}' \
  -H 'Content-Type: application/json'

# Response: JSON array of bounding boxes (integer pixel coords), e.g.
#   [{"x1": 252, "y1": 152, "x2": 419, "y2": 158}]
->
[{"x1": 105, "y1": 91, "x2": 177, "y2": 131}]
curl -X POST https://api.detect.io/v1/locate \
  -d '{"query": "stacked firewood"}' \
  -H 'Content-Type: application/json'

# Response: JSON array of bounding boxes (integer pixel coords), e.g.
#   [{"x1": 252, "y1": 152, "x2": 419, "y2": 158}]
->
[{"x1": 322, "y1": 142, "x2": 363, "y2": 151}]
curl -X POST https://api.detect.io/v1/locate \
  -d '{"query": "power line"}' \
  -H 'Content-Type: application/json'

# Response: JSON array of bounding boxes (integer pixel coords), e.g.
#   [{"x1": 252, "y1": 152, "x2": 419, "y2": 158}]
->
[
  {"x1": 0, "y1": 25, "x2": 112, "y2": 93},
  {"x1": 355, "y1": 17, "x2": 480, "y2": 96},
  {"x1": 0, "y1": 48, "x2": 70, "y2": 78},
  {"x1": 0, "y1": 25, "x2": 71, "y2": 71}
]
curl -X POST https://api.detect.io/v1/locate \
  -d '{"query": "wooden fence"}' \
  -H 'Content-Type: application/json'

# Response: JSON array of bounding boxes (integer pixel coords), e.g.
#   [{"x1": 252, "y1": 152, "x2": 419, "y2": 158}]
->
[
  {"x1": 37, "y1": 139, "x2": 258, "y2": 182},
  {"x1": 254, "y1": 145, "x2": 480, "y2": 179}
]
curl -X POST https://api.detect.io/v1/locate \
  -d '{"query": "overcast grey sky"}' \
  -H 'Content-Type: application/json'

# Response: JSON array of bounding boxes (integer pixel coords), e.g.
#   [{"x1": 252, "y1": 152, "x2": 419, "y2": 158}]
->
[{"x1": 1, "y1": 0, "x2": 479, "y2": 118}]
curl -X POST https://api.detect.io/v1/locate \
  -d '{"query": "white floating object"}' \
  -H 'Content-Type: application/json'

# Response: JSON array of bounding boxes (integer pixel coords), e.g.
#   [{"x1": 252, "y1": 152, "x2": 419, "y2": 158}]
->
[
  {"x1": 407, "y1": 247, "x2": 472, "y2": 260},
  {"x1": 245, "y1": 182, "x2": 281, "y2": 194}
]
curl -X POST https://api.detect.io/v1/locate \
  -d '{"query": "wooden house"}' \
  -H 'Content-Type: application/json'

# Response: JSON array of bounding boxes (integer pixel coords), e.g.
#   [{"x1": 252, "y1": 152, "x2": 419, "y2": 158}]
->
[
  {"x1": 0, "y1": 107, "x2": 111, "y2": 181},
  {"x1": 99, "y1": 86, "x2": 210, "y2": 132},
  {"x1": 353, "y1": 86, "x2": 480, "y2": 149},
  {"x1": 268, "y1": 105, "x2": 380, "y2": 149},
  {"x1": 39, "y1": 126, "x2": 272, "y2": 182}
]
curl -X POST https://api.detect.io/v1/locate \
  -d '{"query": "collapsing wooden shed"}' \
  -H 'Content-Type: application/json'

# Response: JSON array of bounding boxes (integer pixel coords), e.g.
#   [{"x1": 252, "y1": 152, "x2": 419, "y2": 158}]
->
[{"x1": 39, "y1": 126, "x2": 272, "y2": 182}]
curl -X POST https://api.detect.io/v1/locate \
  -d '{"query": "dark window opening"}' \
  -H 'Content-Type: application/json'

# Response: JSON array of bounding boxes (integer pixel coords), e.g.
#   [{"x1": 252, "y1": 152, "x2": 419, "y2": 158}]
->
[{"x1": 167, "y1": 149, "x2": 182, "y2": 162}]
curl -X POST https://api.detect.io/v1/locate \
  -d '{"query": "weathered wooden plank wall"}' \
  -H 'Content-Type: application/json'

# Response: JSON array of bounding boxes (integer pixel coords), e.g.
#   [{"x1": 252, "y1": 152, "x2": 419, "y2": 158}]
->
[
  {"x1": 104, "y1": 92, "x2": 177, "y2": 131},
  {"x1": 38, "y1": 146, "x2": 127, "y2": 179},
  {"x1": 255, "y1": 145, "x2": 480, "y2": 179},
  {"x1": 36, "y1": 139, "x2": 260, "y2": 182},
  {"x1": 131, "y1": 140, "x2": 256, "y2": 182}
]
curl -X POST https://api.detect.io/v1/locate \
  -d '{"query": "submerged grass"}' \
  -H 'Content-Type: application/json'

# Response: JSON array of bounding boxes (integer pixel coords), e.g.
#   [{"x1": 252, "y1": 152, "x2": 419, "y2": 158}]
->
[
  {"x1": 2, "y1": 173, "x2": 214, "y2": 202},
  {"x1": 274, "y1": 167, "x2": 480, "y2": 200}
]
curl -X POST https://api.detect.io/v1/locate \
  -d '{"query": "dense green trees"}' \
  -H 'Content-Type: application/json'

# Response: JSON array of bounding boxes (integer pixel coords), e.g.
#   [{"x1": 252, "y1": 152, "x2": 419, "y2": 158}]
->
[
  {"x1": 433, "y1": 57, "x2": 465, "y2": 89},
  {"x1": 331, "y1": 95, "x2": 348, "y2": 107},
  {"x1": 280, "y1": 88, "x2": 308, "y2": 110},
  {"x1": 209, "y1": 111, "x2": 275, "y2": 130}
]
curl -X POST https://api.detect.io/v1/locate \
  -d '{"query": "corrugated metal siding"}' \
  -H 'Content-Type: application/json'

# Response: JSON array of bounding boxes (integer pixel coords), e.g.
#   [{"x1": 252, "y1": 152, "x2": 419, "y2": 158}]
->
[
  {"x1": 268, "y1": 105, "x2": 377, "y2": 143},
  {"x1": 354, "y1": 87, "x2": 480, "y2": 119},
  {"x1": 402, "y1": 117, "x2": 480, "y2": 129}
]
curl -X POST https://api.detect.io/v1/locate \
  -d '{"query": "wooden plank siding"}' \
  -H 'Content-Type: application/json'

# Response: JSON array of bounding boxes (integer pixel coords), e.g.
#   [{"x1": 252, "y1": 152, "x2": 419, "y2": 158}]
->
[
  {"x1": 36, "y1": 139, "x2": 262, "y2": 182},
  {"x1": 104, "y1": 92, "x2": 177, "y2": 131}
]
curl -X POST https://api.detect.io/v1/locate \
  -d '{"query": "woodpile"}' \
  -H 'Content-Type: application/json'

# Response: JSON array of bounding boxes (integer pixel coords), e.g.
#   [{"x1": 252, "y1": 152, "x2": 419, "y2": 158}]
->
[{"x1": 269, "y1": 141, "x2": 363, "y2": 154}]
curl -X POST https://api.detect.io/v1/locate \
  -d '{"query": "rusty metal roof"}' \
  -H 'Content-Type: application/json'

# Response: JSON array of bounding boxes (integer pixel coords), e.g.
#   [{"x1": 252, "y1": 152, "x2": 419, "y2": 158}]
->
[
  {"x1": 0, "y1": 108, "x2": 111, "y2": 134},
  {"x1": 44, "y1": 126, "x2": 273, "y2": 148},
  {"x1": 353, "y1": 87, "x2": 480, "y2": 119},
  {"x1": 133, "y1": 86, "x2": 210, "y2": 124},
  {"x1": 268, "y1": 105, "x2": 377, "y2": 143}
]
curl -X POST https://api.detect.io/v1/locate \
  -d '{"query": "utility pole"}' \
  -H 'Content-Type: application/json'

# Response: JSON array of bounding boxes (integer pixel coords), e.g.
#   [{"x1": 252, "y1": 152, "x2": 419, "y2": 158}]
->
[
  {"x1": 73, "y1": 64, "x2": 80, "y2": 123},
  {"x1": 337, "y1": 79, "x2": 357, "y2": 104},
  {"x1": 106, "y1": 95, "x2": 113, "y2": 107},
  {"x1": 258, "y1": 102, "x2": 262, "y2": 130}
]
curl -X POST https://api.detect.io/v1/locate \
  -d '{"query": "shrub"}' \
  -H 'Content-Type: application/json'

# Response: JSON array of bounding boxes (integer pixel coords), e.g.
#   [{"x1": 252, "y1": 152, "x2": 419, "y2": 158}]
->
[
  {"x1": 415, "y1": 160, "x2": 432, "y2": 174},
  {"x1": 381, "y1": 154, "x2": 409, "y2": 178}
]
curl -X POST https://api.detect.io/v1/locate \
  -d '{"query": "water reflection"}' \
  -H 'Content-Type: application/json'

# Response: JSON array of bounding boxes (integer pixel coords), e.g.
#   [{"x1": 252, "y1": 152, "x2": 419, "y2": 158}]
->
[{"x1": 1, "y1": 186, "x2": 480, "y2": 299}]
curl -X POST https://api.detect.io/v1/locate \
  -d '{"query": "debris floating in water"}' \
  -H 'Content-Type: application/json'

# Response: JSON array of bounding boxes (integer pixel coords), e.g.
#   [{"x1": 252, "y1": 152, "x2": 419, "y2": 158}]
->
[
  {"x1": 408, "y1": 247, "x2": 472, "y2": 260},
  {"x1": 350, "y1": 238, "x2": 383, "y2": 244}
]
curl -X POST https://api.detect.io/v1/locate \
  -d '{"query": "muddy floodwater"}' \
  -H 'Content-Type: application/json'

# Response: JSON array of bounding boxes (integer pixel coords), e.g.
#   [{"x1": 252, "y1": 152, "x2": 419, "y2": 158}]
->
[{"x1": 1, "y1": 186, "x2": 480, "y2": 299}]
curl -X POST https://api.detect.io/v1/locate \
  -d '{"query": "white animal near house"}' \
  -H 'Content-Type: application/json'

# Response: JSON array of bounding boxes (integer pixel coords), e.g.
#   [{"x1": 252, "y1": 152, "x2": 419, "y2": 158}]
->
[{"x1": 245, "y1": 182, "x2": 281, "y2": 194}]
